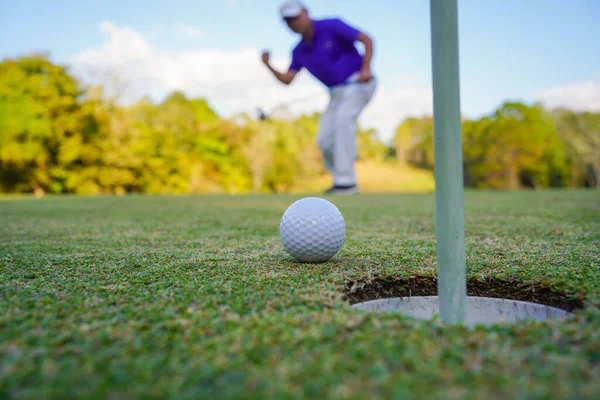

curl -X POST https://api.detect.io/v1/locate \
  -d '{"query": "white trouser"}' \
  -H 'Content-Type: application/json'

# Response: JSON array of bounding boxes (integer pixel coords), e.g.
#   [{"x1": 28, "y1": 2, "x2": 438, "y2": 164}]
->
[{"x1": 316, "y1": 74, "x2": 377, "y2": 186}]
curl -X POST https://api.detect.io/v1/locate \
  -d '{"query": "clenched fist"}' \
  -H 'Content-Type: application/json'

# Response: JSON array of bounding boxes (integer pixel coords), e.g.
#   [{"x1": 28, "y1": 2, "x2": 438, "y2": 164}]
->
[{"x1": 261, "y1": 51, "x2": 270, "y2": 66}]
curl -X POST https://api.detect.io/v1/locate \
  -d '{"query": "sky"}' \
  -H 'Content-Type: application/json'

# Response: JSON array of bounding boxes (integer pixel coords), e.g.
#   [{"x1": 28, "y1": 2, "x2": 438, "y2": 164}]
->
[{"x1": 1, "y1": 0, "x2": 599, "y2": 143}]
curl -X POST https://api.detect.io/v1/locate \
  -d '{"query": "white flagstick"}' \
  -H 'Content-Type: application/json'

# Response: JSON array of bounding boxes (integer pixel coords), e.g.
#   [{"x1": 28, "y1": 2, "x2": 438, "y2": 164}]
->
[{"x1": 430, "y1": 0, "x2": 466, "y2": 324}]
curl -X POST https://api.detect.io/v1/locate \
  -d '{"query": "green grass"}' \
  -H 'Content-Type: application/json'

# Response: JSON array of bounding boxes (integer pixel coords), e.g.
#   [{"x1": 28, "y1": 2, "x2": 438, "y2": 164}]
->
[{"x1": 1, "y1": 190, "x2": 599, "y2": 399}]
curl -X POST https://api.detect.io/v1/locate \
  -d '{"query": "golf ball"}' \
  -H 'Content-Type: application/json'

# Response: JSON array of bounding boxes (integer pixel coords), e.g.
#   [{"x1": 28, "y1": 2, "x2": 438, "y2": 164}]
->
[{"x1": 279, "y1": 197, "x2": 346, "y2": 263}]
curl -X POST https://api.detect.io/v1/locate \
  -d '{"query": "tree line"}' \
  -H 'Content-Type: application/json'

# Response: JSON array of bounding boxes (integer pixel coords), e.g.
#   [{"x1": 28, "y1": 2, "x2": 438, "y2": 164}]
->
[{"x1": 0, "y1": 54, "x2": 598, "y2": 195}]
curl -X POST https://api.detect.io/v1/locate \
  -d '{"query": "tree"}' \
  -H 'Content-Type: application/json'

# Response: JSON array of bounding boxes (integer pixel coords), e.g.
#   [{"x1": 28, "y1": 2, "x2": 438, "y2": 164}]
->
[
  {"x1": 0, "y1": 54, "x2": 97, "y2": 195},
  {"x1": 552, "y1": 109, "x2": 600, "y2": 188},
  {"x1": 392, "y1": 116, "x2": 434, "y2": 168},
  {"x1": 2, "y1": 55, "x2": 596, "y2": 195},
  {"x1": 461, "y1": 102, "x2": 567, "y2": 189},
  {"x1": 357, "y1": 126, "x2": 387, "y2": 162}
]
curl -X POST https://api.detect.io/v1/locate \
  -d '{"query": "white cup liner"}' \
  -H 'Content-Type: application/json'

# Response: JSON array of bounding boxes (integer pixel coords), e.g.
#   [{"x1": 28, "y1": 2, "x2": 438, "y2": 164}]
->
[{"x1": 352, "y1": 296, "x2": 573, "y2": 327}]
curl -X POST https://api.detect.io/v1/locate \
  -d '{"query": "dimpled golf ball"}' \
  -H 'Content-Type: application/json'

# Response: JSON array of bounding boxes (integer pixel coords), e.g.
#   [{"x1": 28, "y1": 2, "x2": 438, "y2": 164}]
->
[{"x1": 279, "y1": 197, "x2": 346, "y2": 263}]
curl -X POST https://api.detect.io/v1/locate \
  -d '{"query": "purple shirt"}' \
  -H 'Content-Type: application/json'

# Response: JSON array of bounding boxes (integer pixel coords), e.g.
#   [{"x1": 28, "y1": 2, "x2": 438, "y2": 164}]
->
[{"x1": 287, "y1": 18, "x2": 364, "y2": 88}]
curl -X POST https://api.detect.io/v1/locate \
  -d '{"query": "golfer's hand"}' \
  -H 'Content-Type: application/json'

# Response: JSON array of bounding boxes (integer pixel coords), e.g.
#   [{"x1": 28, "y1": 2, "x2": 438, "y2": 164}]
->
[
  {"x1": 358, "y1": 68, "x2": 372, "y2": 83},
  {"x1": 261, "y1": 51, "x2": 270, "y2": 66}
]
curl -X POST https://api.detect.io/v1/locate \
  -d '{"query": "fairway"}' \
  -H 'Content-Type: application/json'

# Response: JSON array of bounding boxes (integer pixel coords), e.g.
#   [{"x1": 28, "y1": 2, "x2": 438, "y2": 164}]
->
[{"x1": 1, "y1": 190, "x2": 599, "y2": 399}]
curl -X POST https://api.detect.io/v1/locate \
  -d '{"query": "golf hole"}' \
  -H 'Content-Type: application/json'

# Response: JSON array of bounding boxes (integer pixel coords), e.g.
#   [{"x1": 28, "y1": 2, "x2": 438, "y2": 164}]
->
[{"x1": 345, "y1": 276, "x2": 584, "y2": 327}]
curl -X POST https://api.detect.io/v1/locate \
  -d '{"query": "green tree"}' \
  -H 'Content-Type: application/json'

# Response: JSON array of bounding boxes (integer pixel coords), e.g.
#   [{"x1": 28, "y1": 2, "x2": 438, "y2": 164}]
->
[
  {"x1": 121, "y1": 91, "x2": 251, "y2": 194},
  {"x1": 0, "y1": 54, "x2": 98, "y2": 195},
  {"x1": 480, "y1": 102, "x2": 567, "y2": 189},
  {"x1": 357, "y1": 126, "x2": 387, "y2": 162},
  {"x1": 462, "y1": 116, "x2": 494, "y2": 187},
  {"x1": 392, "y1": 116, "x2": 434, "y2": 168},
  {"x1": 552, "y1": 109, "x2": 600, "y2": 188}
]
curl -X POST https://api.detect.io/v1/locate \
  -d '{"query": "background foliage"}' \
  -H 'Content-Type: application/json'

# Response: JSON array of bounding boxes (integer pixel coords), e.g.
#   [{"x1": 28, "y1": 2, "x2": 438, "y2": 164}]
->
[{"x1": 1, "y1": 54, "x2": 598, "y2": 195}]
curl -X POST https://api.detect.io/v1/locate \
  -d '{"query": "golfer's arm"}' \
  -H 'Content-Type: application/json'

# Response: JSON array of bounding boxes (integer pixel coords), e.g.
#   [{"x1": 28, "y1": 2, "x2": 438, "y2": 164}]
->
[
  {"x1": 356, "y1": 32, "x2": 373, "y2": 72},
  {"x1": 267, "y1": 65, "x2": 297, "y2": 85}
]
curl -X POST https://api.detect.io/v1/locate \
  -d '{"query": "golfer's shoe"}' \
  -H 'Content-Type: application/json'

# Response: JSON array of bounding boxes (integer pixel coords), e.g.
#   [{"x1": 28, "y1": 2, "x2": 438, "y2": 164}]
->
[{"x1": 324, "y1": 184, "x2": 359, "y2": 195}]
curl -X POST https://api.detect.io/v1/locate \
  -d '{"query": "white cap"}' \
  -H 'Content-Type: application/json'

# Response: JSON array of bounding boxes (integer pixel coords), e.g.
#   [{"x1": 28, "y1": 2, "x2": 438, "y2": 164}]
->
[{"x1": 279, "y1": 0, "x2": 305, "y2": 18}]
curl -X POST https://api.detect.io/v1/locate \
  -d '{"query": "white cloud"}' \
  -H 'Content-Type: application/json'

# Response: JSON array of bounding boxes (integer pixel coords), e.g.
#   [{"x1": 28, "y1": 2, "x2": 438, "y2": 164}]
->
[
  {"x1": 536, "y1": 81, "x2": 600, "y2": 112},
  {"x1": 71, "y1": 21, "x2": 433, "y2": 143},
  {"x1": 93, "y1": 21, "x2": 152, "y2": 61}
]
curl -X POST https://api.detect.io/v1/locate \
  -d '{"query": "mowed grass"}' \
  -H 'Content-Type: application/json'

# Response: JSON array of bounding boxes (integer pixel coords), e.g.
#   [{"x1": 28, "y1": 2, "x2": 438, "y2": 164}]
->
[{"x1": 1, "y1": 190, "x2": 599, "y2": 399}]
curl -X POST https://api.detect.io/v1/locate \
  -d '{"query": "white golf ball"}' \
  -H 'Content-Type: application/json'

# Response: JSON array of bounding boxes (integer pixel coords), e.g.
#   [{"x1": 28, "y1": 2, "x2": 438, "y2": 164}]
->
[{"x1": 279, "y1": 197, "x2": 346, "y2": 263}]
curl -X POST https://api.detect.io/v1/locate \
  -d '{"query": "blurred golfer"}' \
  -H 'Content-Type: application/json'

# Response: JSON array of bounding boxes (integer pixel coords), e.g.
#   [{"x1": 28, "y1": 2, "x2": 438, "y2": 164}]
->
[{"x1": 262, "y1": 0, "x2": 377, "y2": 195}]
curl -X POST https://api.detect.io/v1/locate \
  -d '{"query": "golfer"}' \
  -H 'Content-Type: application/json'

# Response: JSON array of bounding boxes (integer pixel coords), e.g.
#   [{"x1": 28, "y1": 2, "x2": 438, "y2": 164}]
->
[{"x1": 262, "y1": 0, "x2": 377, "y2": 195}]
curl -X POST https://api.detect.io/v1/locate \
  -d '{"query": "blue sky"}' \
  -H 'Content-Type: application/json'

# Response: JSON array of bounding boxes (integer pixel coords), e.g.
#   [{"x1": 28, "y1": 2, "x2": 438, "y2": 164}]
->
[{"x1": 1, "y1": 0, "x2": 599, "y2": 141}]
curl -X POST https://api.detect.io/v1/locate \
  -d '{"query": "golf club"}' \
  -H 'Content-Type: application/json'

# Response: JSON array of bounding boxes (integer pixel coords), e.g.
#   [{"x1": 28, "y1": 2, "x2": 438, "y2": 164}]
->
[
  {"x1": 257, "y1": 91, "x2": 323, "y2": 121},
  {"x1": 256, "y1": 77, "x2": 374, "y2": 121}
]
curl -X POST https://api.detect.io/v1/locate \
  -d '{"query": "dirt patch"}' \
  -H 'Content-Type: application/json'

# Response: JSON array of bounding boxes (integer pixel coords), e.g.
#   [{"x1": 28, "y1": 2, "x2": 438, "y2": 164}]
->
[{"x1": 344, "y1": 275, "x2": 585, "y2": 312}]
